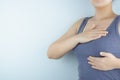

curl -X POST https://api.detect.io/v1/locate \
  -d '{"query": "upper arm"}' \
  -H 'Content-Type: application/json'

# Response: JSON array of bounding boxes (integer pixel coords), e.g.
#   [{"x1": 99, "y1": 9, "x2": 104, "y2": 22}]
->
[{"x1": 53, "y1": 17, "x2": 85, "y2": 44}]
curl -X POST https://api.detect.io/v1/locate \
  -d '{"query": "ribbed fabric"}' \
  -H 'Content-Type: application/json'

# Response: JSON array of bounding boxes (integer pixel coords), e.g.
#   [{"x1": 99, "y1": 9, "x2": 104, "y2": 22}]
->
[{"x1": 73, "y1": 15, "x2": 120, "y2": 80}]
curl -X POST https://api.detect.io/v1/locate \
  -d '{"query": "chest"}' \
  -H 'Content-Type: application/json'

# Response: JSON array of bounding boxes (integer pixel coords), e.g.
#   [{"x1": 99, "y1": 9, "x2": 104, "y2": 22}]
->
[
  {"x1": 74, "y1": 22, "x2": 120, "y2": 58},
  {"x1": 83, "y1": 19, "x2": 113, "y2": 32}
]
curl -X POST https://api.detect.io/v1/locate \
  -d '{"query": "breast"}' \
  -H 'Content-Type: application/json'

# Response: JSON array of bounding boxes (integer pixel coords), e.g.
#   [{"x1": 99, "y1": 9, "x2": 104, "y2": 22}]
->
[
  {"x1": 95, "y1": 32, "x2": 120, "y2": 58},
  {"x1": 73, "y1": 29, "x2": 120, "y2": 59}
]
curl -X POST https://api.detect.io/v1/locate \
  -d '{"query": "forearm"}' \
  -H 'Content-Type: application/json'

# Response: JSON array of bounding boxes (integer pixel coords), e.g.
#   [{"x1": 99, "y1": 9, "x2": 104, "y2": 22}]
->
[
  {"x1": 56, "y1": 35, "x2": 79, "y2": 53},
  {"x1": 47, "y1": 35, "x2": 79, "y2": 59}
]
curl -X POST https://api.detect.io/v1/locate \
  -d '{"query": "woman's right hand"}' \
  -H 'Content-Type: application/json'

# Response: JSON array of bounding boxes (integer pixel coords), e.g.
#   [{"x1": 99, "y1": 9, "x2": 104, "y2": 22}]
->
[{"x1": 75, "y1": 24, "x2": 109, "y2": 43}]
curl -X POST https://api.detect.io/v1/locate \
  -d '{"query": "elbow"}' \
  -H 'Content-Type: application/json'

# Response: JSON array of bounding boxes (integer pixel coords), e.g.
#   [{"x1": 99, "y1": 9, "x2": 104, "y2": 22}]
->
[
  {"x1": 47, "y1": 46, "x2": 62, "y2": 59},
  {"x1": 47, "y1": 43, "x2": 63, "y2": 59},
  {"x1": 47, "y1": 51, "x2": 61, "y2": 60},
  {"x1": 47, "y1": 55, "x2": 60, "y2": 59}
]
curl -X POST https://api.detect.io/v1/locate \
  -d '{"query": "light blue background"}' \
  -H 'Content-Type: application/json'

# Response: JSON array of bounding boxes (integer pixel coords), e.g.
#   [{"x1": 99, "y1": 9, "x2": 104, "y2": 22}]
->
[{"x1": 0, "y1": 0, "x2": 120, "y2": 80}]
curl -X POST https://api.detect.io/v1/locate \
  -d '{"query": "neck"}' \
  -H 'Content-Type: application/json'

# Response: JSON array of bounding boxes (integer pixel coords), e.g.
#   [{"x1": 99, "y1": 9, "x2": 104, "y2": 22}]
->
[{"x1": 94, "y1": 3, "x2": 116, "y2": 21}]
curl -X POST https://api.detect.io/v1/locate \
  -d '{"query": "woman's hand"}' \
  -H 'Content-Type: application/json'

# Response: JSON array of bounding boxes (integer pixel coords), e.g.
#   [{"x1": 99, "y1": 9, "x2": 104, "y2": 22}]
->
[
  {"x1": 87, "y1": 52, "x2": 120, "y2": 71},
  {"x1": 76, "y1": 24, "x2": 108, "y2": 43}
]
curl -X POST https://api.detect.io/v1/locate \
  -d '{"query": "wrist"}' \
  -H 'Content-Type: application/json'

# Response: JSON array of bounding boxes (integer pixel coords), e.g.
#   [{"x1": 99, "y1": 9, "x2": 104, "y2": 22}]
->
[
  {"x1": 75, "y1": 34, "x2": 85, "y2": 44},
  {"x1": 114, "y1": 58, "x2": 120, "y2": 69},
  {"x1": 74, "y1": 34, "x2": 81, "y2": 44}
]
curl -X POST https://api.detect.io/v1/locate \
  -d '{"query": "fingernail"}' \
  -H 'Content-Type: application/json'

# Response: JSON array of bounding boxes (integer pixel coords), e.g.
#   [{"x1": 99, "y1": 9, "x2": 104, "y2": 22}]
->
[
  {"x1": 87, "y1": 57, "x2": 89, "y2": 60},
  {"x1": 100, "y1": 52, "x2": 103, "y2": 55},
  {"x1": 89, "y1": 56, "x2": 92, "y2": 57},
  {"x1": 106, "y1": 31, "x2": 108, "y2": 34}
]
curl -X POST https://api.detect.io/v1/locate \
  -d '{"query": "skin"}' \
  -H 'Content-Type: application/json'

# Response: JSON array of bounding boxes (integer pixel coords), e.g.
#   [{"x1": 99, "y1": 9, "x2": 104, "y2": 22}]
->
[
  {"x1": 88, "y1": 52, "x2": 120, "y2": 71},
  {"x1": 87, "y1": 0, "x2": 120, "y2": 71},
  {"x1": 47, "y1": 0, "x2": 120, "y2": 70}
]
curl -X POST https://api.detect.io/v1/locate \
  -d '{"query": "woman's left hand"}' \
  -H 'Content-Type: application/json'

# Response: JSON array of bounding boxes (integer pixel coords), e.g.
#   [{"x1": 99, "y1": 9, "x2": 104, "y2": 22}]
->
[{"x1": 87, "y1": 52, "x2": 120, "y2": 71}]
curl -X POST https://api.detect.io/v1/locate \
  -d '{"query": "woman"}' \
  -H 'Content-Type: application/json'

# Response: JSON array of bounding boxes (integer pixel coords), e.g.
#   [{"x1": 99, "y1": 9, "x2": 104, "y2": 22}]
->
[{"x1": 47, "y1": 0, "x2": 120, "y2": 80}]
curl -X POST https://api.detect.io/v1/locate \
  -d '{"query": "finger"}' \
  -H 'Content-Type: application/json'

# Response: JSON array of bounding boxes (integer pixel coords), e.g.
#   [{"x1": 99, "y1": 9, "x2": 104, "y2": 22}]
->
[
  {"x1": 91, "y1": 24, "x2": 97, "y2": 29},
  {"x1": 93, "y1": 28, "x2": 106, "y2": 31},
  {"x1": 87, "y1": 57, "x2": 97, "y2": 63},
  {"x1": 92, "y1": 35, "x2": 102, "y2": 39},
  {"x1": 93, "y1": 30, "x2": 108, "y2": 34},
  {"x1": 100, "y1": 52, "x2": 113, "y2": 57},
  {"x1": 88, "y1": 56, "x2": 101, "y2": 60},
  {"x1": 91, "y1": 31, "x2": 108, "y2": 37},
  {"x1": 100, "y1": 33, "x2": 108, "y2": 36},
  {"x1": 91, "y1": 66, "x2": 101, "y2": 70},
  {"x1": 88, "y1": 56, "x2": 101, "y2": 62},
  {"x1": 92, "y1": 34, "x2": 107, "y2": 38},
  {"x1": 97, "y1": 33, "x2": 108, "y2": 37},
  {"x1": 95, "y1": 30, "x2": 108, "y2": 33},
  {"x1": 88, "y1": 61, "x2": 95, "y2": 66},
  {"x1": 88, "y1": 59, "x2": 100, "y2": 66}
]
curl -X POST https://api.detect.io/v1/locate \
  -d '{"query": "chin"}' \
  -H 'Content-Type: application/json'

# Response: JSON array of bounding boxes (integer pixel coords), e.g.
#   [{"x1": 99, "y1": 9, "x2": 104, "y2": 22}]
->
[{"x1": 90, "y1": 0, "x2": 112, "y2": 8}]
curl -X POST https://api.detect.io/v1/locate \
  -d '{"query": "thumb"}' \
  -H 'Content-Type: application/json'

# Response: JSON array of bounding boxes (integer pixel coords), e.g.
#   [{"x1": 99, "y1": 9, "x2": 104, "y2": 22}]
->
[
  {"x1": 91, "y1": 24, "x2": 96, "y2": 30},
  {"x1": 100, "y1": 52, "x2": 112, "y2": 57}
]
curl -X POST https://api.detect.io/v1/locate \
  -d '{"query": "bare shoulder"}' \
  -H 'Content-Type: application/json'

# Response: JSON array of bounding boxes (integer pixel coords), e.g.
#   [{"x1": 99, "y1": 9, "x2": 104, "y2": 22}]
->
[
  {"x1": 51, "y1": 17, "x2": 85, "y2": 44},
  {"x1": 73, "y1": 17, "x2": 85, "y2": 34}
]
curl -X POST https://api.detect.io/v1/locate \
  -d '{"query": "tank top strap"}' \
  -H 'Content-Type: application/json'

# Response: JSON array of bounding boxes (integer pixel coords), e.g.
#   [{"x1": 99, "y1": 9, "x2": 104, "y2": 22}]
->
[
  {"x1": 77, "y1": 16, "x2": 92, "y2": 34},
  {"x1": 114, "y1": 15, "x2": 120, "y2": 38},
  {"x1": 115, "y1": 15, "x2": 120, "y2": 26}
]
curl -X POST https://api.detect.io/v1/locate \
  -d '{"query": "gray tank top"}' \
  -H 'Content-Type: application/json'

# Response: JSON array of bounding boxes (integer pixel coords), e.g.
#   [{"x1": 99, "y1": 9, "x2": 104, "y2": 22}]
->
[{"x1": 73, "y1": 15, "x2": 120, "y2": 80}]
